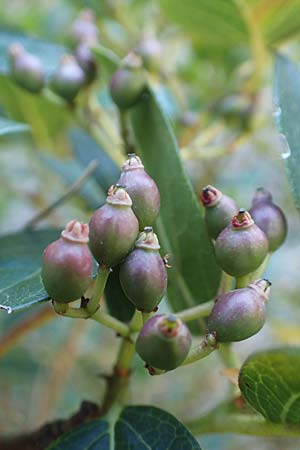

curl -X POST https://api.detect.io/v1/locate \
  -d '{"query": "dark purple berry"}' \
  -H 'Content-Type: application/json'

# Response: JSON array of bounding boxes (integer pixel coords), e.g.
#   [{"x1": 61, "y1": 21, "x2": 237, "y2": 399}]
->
[
  {"x1": 250, "y1": 187, "x2": 287, "y2": 252},
  {"x1": 41, "y1": 220, "x2": 94, "y2": 303},
  {"x1": 200, "y1": 185, "x2": 238, "y2": 239},
  {"x1": 119, "y1": 227, "x2": 167, "y2": 312},
  {"x1": 136, "y1": 314, "x2": 192, "y2": 371},
  {"x1": 215, "y1": 209, "x2": 268, "y2": 277},
  {"x1": 89, "y1": 185, "x2": 139, "y2": 268},
  {"x1": 74, "y1": 38, "x2": 98, "y2": 85},
  {"x1": 70, "y1": 9, "x2": 99, "y2": 45},
  {"x1": 50, "y1": 55, "x2": 85, "y2": 102},
  {"x1": 110, "y1": 53, "x2": 146, "y2": 110},
  {"x1": 118, "y1": 154, "x2": 160, "y2": 230},
  {"x1": 207, "y1": 279, "x2": 271, "y2": 342},
  {"x1": 8, "y1": 43, "x2": 45, "y2": 93}
]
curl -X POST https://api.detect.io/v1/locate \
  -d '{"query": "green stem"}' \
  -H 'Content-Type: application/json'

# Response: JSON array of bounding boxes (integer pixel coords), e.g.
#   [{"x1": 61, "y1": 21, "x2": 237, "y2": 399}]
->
[
  {"x1": 249, "y1": 253, "x2": 271, "y2": 283},
  {"x1": 181, "y1": 339, "x2": 217, "y2": 367},
  {"x1": 119, "y1": 110, "x2": 134, "y2": 155},
  {"x1": 141, "y1": 311, "x2": 152, "y2": 325},
  {"x1": 91, "y1": 310, "x2": 130, "y2": 337},
  {"x1": 235, "y1": 274, "x2": 251, "y2": 289},
  {"x1": 175, "y1": 300, "x2": 215, "y2": 322},
  {"x1": 129, "y1": 310, "x2": 143, "y2": 333},
  {"x1": 87, "y1": 266, "x2": 111, "y2": 315},
  {"x1": 218, "y1": 271, "x2": 234, "y2": 295}
]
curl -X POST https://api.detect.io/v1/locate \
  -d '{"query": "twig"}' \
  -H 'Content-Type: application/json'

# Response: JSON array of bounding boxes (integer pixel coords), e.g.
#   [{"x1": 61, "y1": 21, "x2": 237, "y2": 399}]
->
[{"x1": 24, "y1": 160, "x2": 98, "y2": 230}]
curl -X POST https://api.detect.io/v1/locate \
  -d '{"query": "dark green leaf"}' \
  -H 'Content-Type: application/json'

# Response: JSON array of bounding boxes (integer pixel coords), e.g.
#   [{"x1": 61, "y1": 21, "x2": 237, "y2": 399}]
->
[
  {"x1": 273, "y1": 54, "x2": 300, "y2": 210},
  {"x1": 0, "y1": 116, "x2": 29, "y2": 136},
  {"x1": 239, "y1": 348, "x2": 300, "y2": 424},
  {"x1": 48, "y1": 405, "x2": 201, "y2": 449},
  {"x1": 0, "y1": 229, "x2": 60, "y2": 313},
  {"x1": 69, "y1": 128, "x2": 120, "y2": 192},
  {"x1": 105, "y1": 265, "x2": 135, "y2": 323},
  {"x1": 129, "y1": 88, "x2": 221, "y2": 333}
]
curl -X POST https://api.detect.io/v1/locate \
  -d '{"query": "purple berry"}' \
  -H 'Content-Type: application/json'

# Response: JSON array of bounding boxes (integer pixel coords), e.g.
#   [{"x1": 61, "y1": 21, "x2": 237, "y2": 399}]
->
[
  {"x1": 50, "y1": 55, "x2": 85, "y2": 102},
  {"x1": 8, "y1": 43, "x2": 45, "y2": 93},
  {"x1": 70, "y1": 9, "x2": 99, "y2": 45}
]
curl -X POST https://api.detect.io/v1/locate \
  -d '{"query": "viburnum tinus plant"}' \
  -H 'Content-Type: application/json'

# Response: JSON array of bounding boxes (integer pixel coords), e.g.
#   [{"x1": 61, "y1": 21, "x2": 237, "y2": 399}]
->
[{"x1": 2, "y1": 3, "x2": 300, "y2": 450}]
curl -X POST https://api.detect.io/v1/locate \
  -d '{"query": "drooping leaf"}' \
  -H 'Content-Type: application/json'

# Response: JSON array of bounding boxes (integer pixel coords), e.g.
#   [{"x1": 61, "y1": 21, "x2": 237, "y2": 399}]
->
[
  {"x1": 105, "y1": 265, "x2": 135, "y2": 323},
  {"x1": 69, "y1": 128, "x2": 120, "y2": 192},
  {"x1": 273, "y1": 54, "x2": 300, "y2": 211},
  {"x1": 239, "y1": 348, "x2": 300, "y2": 424},
  {"x1": 0, "y1": 229, "x2": 60, "y2": 313},
  {"x1": 129, "y1": 88, "x2": 221, "y2": 333},
  {"x1": 0, "y1": 116, "x2": 29, "y2": 136},
  {"x1": 48, "y1": 405, "x2": 201, "y2": 449}
]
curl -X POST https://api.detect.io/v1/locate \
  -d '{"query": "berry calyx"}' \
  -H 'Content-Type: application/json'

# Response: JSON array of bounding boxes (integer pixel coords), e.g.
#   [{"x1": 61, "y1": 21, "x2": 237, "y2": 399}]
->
[
  {"x1": 89, "y1": 185, "x2": 139, "y2": 268},
  {"x1": 119, "y1": 227, "x2": 167, "y2": 312},
  {"x1": 136, "y1": 314, "x2": 192, "y2": 371},
  {"x1": 200, "y1": 185, "x2": 238, "y2": 239},
  {"x1": 250, "y1": 187, "x2": 287, "y2": 252},
  {"x1": 41, "y1": 220, "x2": 94, "y2": 303},
  {"x1": 8, "y1": 43, "x2": 45, "y2": 93},
  {"x1": 50, "y1": 54, "x2": 85, "y2": 102},
  {"x1": 207, "y1": 279, "x2": 271, "y2": 342},
  {"x1": 118, "y1": 154, "x2": 160, "y2": 230},
  {"x1": 215, "y1": 209, "x2": 268, "y2": 277}
]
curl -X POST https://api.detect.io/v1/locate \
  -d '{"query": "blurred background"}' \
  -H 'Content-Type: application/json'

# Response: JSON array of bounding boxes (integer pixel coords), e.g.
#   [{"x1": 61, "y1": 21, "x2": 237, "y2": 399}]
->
[{"x1": 1, "y1": 1, "x2": 300, "y2": 449}]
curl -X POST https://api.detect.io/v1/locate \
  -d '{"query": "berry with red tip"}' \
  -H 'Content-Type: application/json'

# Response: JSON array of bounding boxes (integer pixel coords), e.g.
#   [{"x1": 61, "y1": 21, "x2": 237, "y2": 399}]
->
[
  {"x1": 215, "y1": 209, "x2": 268, "y2": 277},
  {"x1": 50, "y1": 55, "x2": 85, "y2": 102},
  {"x1": 41, "y1": 220, "x2": 94, "y2": 303},
  {"x1": 250, "y1": 187, "x2": 287, "y2": 252},
  {"x1": 207, "y1": 279, "x2": 271, "y2": 342},
  {"x1": 119, "y1": 227, "x2": 167, "y2": 312},
  {"x1": 118, "y1": 154, "x2": 160, "y2": 230},
  {"x1": 89, "y1": 185, "x2": 139, "y2": 268},
  {"x1": 8, "y1": 43, "x2": 45, "y2": 93},
  {"x1": 200, "y1": 185, "x2": 238, "y2": 239},
  {"x1": 136, "y1": 314, "x2": 192, "y2": 371}
]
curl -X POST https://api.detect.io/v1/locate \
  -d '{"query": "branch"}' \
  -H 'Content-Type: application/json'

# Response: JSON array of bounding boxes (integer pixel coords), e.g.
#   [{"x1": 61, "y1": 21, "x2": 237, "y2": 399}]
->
[{"x1": 175, "y1": 300, "x2": 214, "y2": 322}]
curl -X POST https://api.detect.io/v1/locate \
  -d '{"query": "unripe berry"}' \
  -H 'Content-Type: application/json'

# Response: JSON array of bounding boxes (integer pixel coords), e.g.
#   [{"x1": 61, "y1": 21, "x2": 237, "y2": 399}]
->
[
  {"x1": 118, "y1": 154, "x2": 160, "y2": 230},
  {"x1": 119, "y1": 227, "x2": 167, "y2": 312},
  {"x1": 110, "y1": 53, "x2": 146, "y2": 110},
  {"x1": 200, "y1": 185, "x2": 238, "y2": 240},
  {"x1": 70, "y1": 9, "x2": 99, "y2": 45},
  {"x1": 207, "y1": 279, "x2": 271, "y2": 342},
  {"x1": 41, "y1": 220, "x2": 93, "y2": 303},
  {"x1": 50, "y1": 55, "x2": 85, "y2": 102},
  {"x1": 89, "y1": 185, "x2": 139, "y2": 268},
  {"x1": 250, "y1": 187, "x2": 287, "y2": 252},
  {"x1": 74, "y1": 38, "x2": 98, "y2": 85},
  {"x1": 136, "y1": 314, "x2": 192, "y2": 371},
  {"x1": 215, "y1": 209, "x2": 268, "y2": 277},
  {"x1": 136, "y1": 32, "x2": 162, "y2": 71},
  {"x1": 8, "y1": 43, "x2": 45, "y2": 93}
]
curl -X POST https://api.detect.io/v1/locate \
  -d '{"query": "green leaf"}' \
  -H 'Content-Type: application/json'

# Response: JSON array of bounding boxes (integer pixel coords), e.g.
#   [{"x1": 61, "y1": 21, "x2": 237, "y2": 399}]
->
[
  {"x1": 93, "y1": 44, "x2": 120, "y2": 77},
  {"x1": 273, "y1": 54, "x2": 300, "y2": 210},
  {"x1": 0, "y1": 116, "x2": 29, "y2": 136},
  {"x1": 48, "y1": 405, "x2": 201, "y2": 449},
  {"x1": 69, "y1": 128, "x2": 120, "y2": 192},
  {"x1": 239, "y1": 348, "x2": 300, "y2": 424},
  {"x1": 105, "y1": 265, "x2": 135, "y2": 323},
  {"x1": 0, "y1": 229, "x2": 60, "y2": 313},
  {"x1": 129, "y1": 88, "x2": 221, "y2": 333}
]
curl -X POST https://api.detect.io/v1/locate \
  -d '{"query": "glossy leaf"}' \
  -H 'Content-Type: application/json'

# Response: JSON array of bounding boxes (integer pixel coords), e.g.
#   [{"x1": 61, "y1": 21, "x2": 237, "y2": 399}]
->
[
  {"x1": 0, "y1": 116, "x2": 29, "y2": 136},
  {"x1": 129, "y1": 88, "x2": 221, "y2": 333},
  {"x1": 48, "y1": 405, "x2": 201, "y2": 449},
  {"x1": 239, "y1": 348, "x2": 300, "y2": 424},
  {"x1": 104, "y1": 265, "x2": 135, "y2": 323},
  {"x1": 0, "y1": 229, "x2": 60, "y2": 313},
  {"x1": 273, "y1": 54, "x2": 300, "y2": 211},
  {"x1": 69, "y1": 128, "x2": 120, "y2": 192}
]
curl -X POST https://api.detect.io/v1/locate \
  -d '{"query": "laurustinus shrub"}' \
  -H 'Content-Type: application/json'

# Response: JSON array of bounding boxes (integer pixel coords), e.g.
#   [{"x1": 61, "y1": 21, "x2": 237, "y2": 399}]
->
[
  {"x1": 136, "y1": 314, "x2": 192, "y2": 371},
  {"x1": 41, "y1": 220, "x2": 94, "y2": 303},
  {"x1": 50, "y1": 54, "x2": 85, "y2": 102},
  {"x1": 119, "y1": 227, "x2": 167, "y2": 312},
  {"x1": 118, "y1": 154, "x2": 160, "y2": 230},
  {"x1": 207, "y1": 279, "x2": 271, "y2": 342},
  {"x1": 215, "y1": 209, "x2": 269, "y2": 277},
  {"x1": 89, "y1": 184, "x2": 139, "y2": 268},
  {"x1": 200, "y1": 185, "x2": 238, "y2": 240},
  {"x1": 8, "y1": 43, "x2": 45, "y2": 93},
  {"x1": 250, "y1": 187, "x2": 288, "y2": 252}
]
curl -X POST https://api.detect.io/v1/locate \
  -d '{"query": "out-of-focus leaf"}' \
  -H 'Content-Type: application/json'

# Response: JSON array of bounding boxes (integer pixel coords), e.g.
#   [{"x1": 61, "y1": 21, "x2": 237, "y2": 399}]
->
[
  {"x1": 69, "y1": 128, "x2": 120, "y2": 192},
  {"x1": 93, "y1": 44, "x2": 120, "y2": 77},
  {"x1": 273, "y1": 54, "x2": 300, "y2": 211},
  {"x1": 105, "y1": 265, "x2": 135, "y2": 323},
  {"x1": 0, "y1": 229, "x2": 60, "y2": 313},
  {"x1": 0, "y1": 116, "x2": 29, "y2": 136},
  {"x1": 239, "y1": 348, "x2": 300, "y2": 424},
  {"x1": 130, "y1": 88, "x2": 221, "y2": 334},
  {"x1": 48, "y1": 405, "x2": 201, "y2": 449}
]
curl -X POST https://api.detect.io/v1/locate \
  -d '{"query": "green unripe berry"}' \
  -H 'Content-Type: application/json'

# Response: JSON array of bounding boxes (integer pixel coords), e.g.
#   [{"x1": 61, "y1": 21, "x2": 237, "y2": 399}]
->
[
  {"x1": 136, "y1": 314, "x2": 192, "y2": 371},
  {"x1": 89, "y1": 185, "x2": 139, "y2": 268},
  {"x1": 200, "y1": 185, "x2": 238, "y2": 240},
  {"x1": 215, "y1": 209, "x2": 268, "y2": 277},
  {"x1": 207, "y1": 279, "x2": 271, "y2": 342},
  {"x1": 50, "y1": 54, "x2": 85, "y2": 102},
  {"x1": 119, "y1": 227, "x2": 167, "y2": 312},
  {"x1": 41, "y1": 220, "x2": 94, "y2": 303},
  {"x1": 118, "y1": 154, "x2": 160, "y2": 230},
  {"x1": 250, "y1": 187, "x2": 287, "y2": 252},
  {"x1": 8, "y1": 43, "x2": 45, "y2": 93}
]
